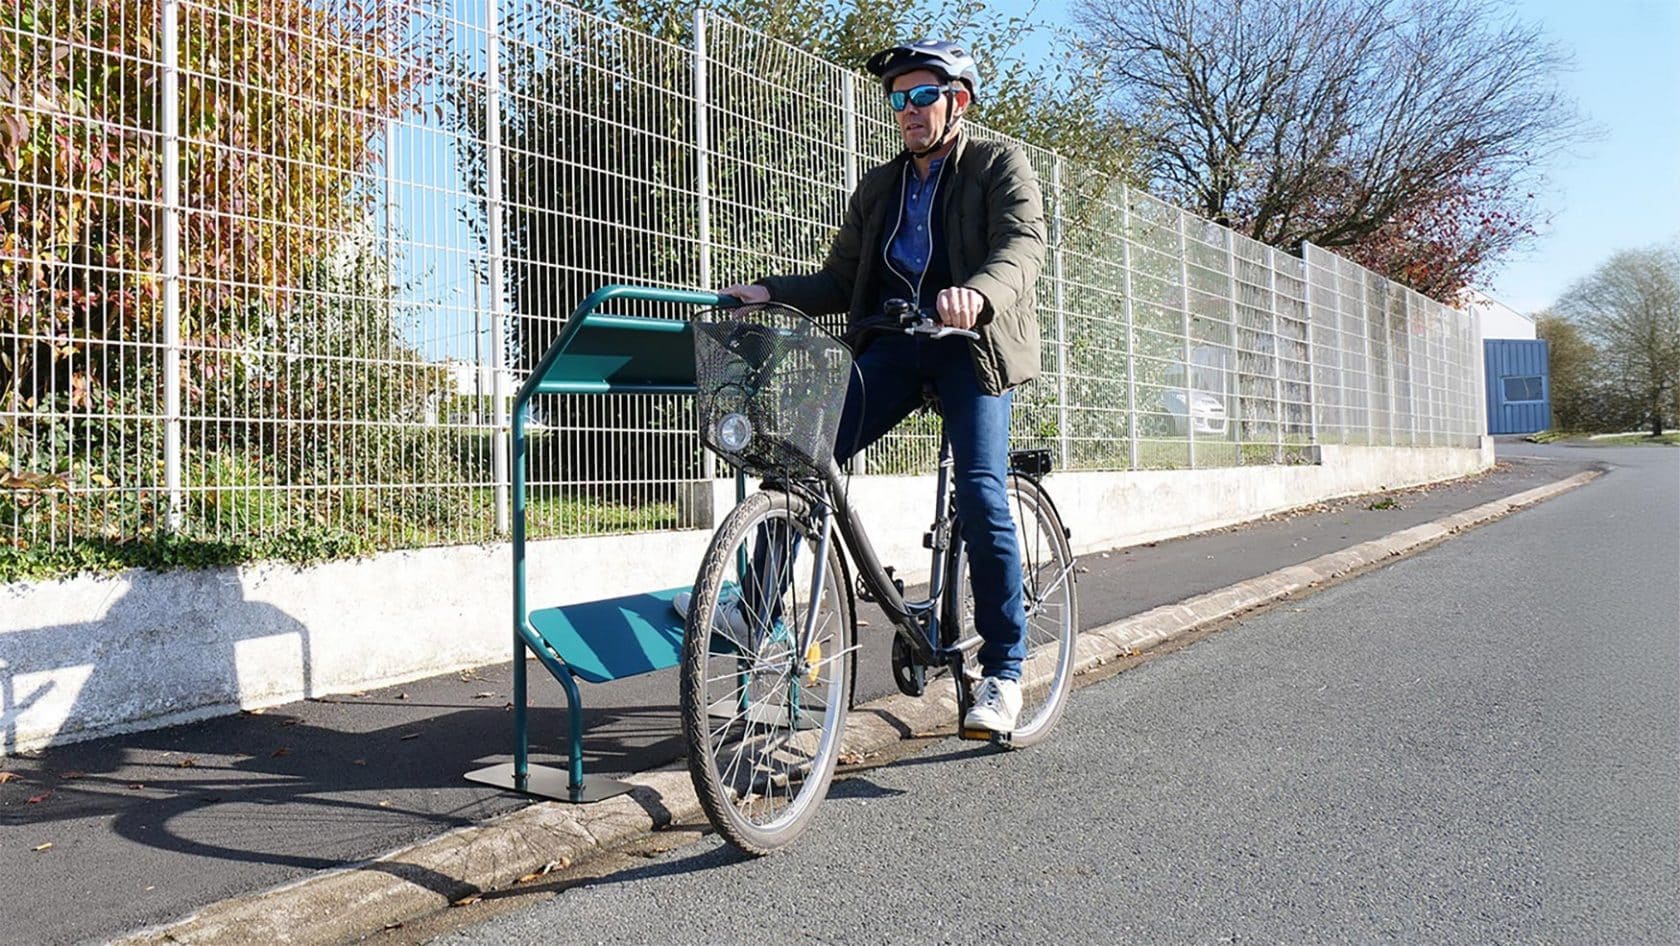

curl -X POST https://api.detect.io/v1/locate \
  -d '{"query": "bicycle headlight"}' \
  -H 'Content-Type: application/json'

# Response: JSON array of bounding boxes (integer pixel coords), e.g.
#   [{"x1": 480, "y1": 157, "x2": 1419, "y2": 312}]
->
[{"x1": 717, "y1": 412, "x2": 753, "y2": 452}]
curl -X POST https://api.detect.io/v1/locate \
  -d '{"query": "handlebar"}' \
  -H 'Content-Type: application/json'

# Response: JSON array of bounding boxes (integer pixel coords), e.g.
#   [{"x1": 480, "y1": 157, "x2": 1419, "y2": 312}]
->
[{"x1": 881, "y1": 298, "x2": 980, "y2": 340}]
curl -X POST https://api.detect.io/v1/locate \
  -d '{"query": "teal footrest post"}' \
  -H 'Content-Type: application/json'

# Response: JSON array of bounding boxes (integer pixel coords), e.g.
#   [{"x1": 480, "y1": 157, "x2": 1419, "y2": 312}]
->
[{"x1": 468, "y1": 588, "x2": 691, "y2": 804}]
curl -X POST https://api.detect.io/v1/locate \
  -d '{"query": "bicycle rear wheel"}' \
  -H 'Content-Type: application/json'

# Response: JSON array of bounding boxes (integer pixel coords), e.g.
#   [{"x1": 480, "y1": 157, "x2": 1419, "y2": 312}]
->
[
  {"x1": 947, "y1": 474, "x2": 1078, "y2": 748},
  {"x1": 680, "y1": 489, "x2": 853, "y2": 854}
]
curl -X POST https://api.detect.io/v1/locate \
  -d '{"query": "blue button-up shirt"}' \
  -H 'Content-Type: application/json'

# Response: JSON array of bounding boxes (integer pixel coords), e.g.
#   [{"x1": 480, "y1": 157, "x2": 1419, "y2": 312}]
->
[{"x1": 886, "y1": 157, "x2": 945, "y2": 291}]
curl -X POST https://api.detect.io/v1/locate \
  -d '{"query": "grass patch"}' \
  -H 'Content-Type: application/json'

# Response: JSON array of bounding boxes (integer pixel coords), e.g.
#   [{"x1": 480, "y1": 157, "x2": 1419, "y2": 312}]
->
[
  {"x1": 1524, "y1": 430, "x2": 1679, "y2": 446},
  {"x1": 2, "y1": 490, "x2": 682, "y2": 583},
  {"x1": 1587, "y1": 432, "x2": 1680, "y2": 447}
]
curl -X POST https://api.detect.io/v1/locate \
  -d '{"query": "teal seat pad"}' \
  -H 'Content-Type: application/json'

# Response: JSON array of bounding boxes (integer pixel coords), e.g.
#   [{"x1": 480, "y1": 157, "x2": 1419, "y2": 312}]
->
[{"x1": 528, "y1": 587, "x2": 689, "y2": 684}]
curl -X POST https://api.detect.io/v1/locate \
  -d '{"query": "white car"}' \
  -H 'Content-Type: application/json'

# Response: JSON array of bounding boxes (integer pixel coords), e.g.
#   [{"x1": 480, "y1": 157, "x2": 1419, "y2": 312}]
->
[
  {"x1": 1149, "y1": 345, "x2": 1231, "y2": 437},
  {"x1": 1159, "y1": 386, "x2": 1228, "y2": 436}
]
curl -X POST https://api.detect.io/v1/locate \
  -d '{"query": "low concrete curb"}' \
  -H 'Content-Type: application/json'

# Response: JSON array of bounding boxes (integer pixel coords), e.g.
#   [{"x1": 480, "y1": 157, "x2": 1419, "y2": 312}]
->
[{"x1": 110, "y1": 470, "x2": 1599, "y2": 946}]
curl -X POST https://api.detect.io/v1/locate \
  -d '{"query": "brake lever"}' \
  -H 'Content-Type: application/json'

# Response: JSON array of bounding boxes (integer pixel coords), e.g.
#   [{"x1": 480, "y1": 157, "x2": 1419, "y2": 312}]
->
[{"x1": 903, "y1": 321, "x2": 979, "y2": 341}]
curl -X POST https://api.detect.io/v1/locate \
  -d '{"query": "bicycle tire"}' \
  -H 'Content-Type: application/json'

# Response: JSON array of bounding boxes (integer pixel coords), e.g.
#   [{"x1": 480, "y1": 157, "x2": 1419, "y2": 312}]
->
[
  {"x1": 945, "y1": 474, "x2": 1078, "y2": 748},
  {"x1": 680, "y1": 489, "x2": 854, "y2": 854}
]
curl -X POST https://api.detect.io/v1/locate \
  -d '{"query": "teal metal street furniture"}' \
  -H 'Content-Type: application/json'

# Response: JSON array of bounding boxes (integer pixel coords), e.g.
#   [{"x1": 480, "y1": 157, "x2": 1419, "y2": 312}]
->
[{"x1": 465, "y1": 284, "x2": 726, "y2": 803}]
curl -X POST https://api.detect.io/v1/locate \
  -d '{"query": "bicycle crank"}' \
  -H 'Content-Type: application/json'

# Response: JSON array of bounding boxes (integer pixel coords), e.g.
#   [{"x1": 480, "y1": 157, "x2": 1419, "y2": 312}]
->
[{"x1": 890, "y1": 633, "x2": 926, "y2": 697}]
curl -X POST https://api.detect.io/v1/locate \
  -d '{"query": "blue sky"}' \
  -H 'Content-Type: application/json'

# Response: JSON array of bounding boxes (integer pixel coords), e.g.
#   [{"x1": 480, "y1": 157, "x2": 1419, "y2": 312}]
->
[{"x1": 1015, "y1": 0, "x2": 1680, "y2": 314}]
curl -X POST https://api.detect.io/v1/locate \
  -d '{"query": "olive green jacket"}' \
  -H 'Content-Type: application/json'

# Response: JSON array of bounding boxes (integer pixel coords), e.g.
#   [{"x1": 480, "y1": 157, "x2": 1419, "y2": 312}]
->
[{"x1": 758, "y1": 132, "x2": 1047, "y2": 395}]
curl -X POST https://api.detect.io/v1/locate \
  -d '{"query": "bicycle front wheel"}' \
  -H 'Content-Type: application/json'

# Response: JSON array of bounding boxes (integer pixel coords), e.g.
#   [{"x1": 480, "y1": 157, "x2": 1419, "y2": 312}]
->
[
  {"x1": 680, "y1": 489, "x2": 853, "y2": 854},
  {"x1": 947, "y1": 474, "x2": 1079, "y2": 748}
]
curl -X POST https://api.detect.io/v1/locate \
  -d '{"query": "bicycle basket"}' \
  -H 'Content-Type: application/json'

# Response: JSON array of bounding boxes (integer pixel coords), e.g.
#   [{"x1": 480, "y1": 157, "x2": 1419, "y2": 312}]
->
[{"x1": 693, "y1": 304, "x2": 852, "y2": 479}]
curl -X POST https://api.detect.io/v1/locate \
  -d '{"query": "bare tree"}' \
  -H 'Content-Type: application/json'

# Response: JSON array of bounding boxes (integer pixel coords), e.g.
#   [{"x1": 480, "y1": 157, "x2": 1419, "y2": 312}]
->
[
  {"x1": 1556, "y1": 243, "x2": 1680, "y2": 437},
  {"x1": 1071, "y1": 0, "x2": 1586, "y2": 300}
]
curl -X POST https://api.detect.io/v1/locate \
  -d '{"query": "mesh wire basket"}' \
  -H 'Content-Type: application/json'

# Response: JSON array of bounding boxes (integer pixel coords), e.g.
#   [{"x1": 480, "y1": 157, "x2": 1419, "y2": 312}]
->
[{"x1": 693, "y1": 304, "x2": 853, "y2": 479}]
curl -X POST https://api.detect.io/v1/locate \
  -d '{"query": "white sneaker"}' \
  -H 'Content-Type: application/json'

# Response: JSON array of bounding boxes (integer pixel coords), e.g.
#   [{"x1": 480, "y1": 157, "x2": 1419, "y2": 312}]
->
[
  {"x1": 672, "y1": 590, "x2": 756, "y2": 646},
  {"x1": 963, "y1": 676, "x2": 1022, "y2": 733}
]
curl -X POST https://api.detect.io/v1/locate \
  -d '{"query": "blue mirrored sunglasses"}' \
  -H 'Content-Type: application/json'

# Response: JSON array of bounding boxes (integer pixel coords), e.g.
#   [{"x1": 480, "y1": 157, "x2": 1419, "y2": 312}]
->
[{"x1": 887, "y1": 83, "x2": 954, "y2": 112}]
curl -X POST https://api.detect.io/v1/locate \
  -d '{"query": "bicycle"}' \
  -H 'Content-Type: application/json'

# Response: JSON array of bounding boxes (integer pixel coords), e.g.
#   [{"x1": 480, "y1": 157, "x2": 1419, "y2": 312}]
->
[{"x1": 680, "y1": 298, "x2": 1079, "y2": 854}]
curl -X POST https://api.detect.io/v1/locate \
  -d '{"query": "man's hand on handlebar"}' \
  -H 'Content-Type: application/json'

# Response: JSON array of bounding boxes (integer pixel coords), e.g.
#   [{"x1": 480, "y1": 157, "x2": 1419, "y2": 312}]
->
[
  {"x1": 719, "y1": 283, "x2": 771, "y2": 306},
  {"x1": 936, "y1": 286, "x2": 985, "y2": 330}
]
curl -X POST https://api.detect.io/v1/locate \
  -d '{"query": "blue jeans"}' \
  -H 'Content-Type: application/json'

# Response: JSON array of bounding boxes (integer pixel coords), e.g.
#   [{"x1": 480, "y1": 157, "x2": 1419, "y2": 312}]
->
[{"x1": 832, "y1": 334, "x2": 1026, "y2": 681}]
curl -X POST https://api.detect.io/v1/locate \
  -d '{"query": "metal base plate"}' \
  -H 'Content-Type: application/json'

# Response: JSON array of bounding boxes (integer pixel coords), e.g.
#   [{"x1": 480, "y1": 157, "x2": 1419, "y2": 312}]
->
[
  {"x1": 465, "y1": 762, "x2": 635, "y2": 804},
  {"x1": 707, "y1": 698, "x2": 819, "y2": 730}
]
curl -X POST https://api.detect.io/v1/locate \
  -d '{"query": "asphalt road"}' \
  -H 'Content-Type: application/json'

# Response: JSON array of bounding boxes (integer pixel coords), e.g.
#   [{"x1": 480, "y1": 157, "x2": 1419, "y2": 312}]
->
[
  {"x1": 0, "y1": 443, "x2": 1633, "y2": 945},
  {"x1": 413, "y1": 441, "x2": 1679, "y2": 945}
]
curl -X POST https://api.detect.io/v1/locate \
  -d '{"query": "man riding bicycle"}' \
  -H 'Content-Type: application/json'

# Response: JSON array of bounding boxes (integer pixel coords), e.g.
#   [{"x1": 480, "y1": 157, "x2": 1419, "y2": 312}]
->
[{"x1": 716, "y1": 38, "x2": 1047, "y2": 734}]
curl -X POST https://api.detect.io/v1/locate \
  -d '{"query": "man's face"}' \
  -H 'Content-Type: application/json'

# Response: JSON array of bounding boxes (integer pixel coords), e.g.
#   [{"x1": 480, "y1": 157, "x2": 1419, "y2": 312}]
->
[{"x1": 890, "y1": 68, "x2": 966, "y2": 153}]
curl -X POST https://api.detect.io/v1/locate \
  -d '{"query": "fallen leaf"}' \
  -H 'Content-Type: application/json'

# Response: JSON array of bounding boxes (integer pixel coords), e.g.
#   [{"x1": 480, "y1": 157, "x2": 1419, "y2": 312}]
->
[
  {"x1": 378, "y1": 799, "x2": 393, "y2": 807},
  {"x1": 838, "y1": 751, "x2": 865, "y2": 765},
  {"x1": 33, "y1": 842, "x2": 52, "y2": 852},
  {"x1": 271, "y1": 748, "x2": 291, "y2": 758},
  {"x1": 242, "y1": 708, "x2": 268, "y2": 716},
  {"x1": 382, "y1": 922, "x2": 404, "y2": 931},
  {"x1": 128, "y1": 783, "x2": 145, "y2": 790},
  {"x1": 396, "y1": 692, "x2": 410, "y2": 701},
  {"x1": 176, "y1": 758, "x2": 197, "y2": 768},
  {"x1": 516, "y1": 858, "x2": 569, "y2": 883},
  {"x1": 0, "y1": 772, "x2": 20, "y2": 784},
  {"x1": 472, "y1": 692, "x2": 496, "y2": 699},
  {"x1": 400, "y1": 733, "x2": 420, "y2": 741},
  {"x1": 450, "y1": 894, "x2": 482, "y2": 908},
  {"x1": 352, "y1": 759, "x2": 367, "y2": 766},
  {"x1": 27, "y1": 791, "x2": 52, "y2": 804}
]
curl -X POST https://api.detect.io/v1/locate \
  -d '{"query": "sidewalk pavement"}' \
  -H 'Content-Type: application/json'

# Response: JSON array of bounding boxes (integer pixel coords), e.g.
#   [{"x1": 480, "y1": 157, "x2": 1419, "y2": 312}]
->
[{"x1": 0, "y1": 446, "x2": 1603, "y2": 946}]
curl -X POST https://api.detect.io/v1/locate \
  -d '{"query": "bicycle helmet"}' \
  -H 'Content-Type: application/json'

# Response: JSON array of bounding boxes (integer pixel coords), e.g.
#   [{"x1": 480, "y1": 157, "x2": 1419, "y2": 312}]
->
[
  {"x1": 865, "y1": 38, "x2": 982, "y2": 100},
  {"x1": 866, "y1": 39, "x2": 980, "y2": 158}
]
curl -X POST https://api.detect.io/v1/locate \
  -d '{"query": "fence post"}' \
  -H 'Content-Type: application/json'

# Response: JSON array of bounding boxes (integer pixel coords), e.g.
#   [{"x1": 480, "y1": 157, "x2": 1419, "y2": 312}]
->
[
  {"x1": 1301, "y1": 250, "x2": 1319, "y2": 445},
  {"x1": 1177, "y1": 209, "x2": 1195, "y2": 469},
  {"x1": 693, "y1": 10, "x2": 716, "y2": 482},
  {"x1": 1386, "y1": 292, "x2": 1399, "y2": 447},
  {"x1": 842, "y1": 70, "x2": 866, "y2": 476},
  {"x1": 1121, "y1": 185, "x2": 1138, "y2": 471},
  {"x1": 384, "y1": 117, "x2": 397, "y2": 350},
  {"x1": 485, "y1": 0, "x2": 510, "y2": 535},
  {"x1": 160, "y1": 0, "x2": 184, "y2": 530},
  {"x1": 1405, "y1": 294, "x2": 1420, "y2": 447},
  {"x1": 1052, "y1": 155, "x2": 1070, "y2": 471},
  {"x1": 1361, "y1": 270, "x2": 1375, "y2": 446},
  {"x1": 1225, "y1": 229, "x2": 1240, "y2": 466},
  {"x1": 1268, "y1": 246, "x2": 1283, "y2": 463}
]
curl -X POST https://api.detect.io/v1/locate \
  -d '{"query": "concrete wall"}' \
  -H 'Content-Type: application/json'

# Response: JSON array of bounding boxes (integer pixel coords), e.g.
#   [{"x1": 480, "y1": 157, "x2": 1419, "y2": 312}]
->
[{"x1": 0, "y1": 441, "x2": 1491, "y2": 756}]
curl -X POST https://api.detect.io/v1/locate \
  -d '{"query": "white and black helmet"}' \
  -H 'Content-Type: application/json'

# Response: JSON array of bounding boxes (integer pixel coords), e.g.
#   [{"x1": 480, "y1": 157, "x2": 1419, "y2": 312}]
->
[{"x1": 865, "y1": 38, "x2": 981, "y2": 100}]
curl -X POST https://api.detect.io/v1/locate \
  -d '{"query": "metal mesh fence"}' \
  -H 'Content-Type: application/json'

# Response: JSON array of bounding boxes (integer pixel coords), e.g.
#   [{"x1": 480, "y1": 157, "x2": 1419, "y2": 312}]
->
[{"x1": 1, "y1": 1, "x2": 1484, "y2": 556}]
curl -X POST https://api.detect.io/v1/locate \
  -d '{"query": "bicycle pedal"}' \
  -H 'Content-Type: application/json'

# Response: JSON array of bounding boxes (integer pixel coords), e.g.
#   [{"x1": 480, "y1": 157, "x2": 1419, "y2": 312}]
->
[{"x1": 959, "y1": 727, "x2": 1014, "y2": 748}]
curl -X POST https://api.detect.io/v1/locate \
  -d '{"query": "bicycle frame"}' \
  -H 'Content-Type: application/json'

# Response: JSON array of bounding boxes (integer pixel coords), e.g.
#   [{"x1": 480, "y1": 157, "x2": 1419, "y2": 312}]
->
[{"x1": 795, "y1": 436, "x2": 972, "y2": 667}]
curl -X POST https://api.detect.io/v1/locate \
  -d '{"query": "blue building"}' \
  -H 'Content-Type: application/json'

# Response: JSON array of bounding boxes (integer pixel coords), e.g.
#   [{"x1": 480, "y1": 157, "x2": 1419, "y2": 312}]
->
[
  {"x1": 1465, "y1": 290, "x2": 1552, "y2": 436},
  {"x1": 1483, "y1": 338, "x2": 1552, "y2": 435}
]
